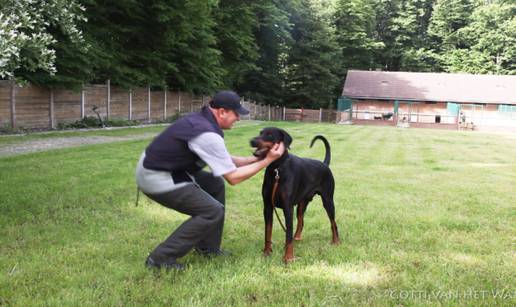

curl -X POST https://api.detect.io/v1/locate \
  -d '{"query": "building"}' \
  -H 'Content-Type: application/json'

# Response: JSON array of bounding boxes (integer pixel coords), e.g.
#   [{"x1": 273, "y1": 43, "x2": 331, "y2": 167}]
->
[{"x1": 339, "y1": 70, "x2": 516, "y2": 132}]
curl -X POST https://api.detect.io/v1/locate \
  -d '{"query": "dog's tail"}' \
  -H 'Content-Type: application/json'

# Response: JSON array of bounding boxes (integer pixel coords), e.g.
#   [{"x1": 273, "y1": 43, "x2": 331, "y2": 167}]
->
[{"x1": 310, "y1": 135, "x2": 331, "y2": 166}]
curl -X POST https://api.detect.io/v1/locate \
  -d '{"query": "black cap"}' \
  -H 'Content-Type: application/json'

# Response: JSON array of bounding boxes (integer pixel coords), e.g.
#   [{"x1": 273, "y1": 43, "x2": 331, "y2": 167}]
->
[{"x1": 209, "y1": 91, "x2": 249, "y2": 115}]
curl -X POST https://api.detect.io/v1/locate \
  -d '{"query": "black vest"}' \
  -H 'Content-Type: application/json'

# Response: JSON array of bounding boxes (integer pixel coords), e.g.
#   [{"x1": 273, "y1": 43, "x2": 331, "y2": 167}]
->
[{"x1": 143, "y1": 106, "x2": 224, "y2": 174}]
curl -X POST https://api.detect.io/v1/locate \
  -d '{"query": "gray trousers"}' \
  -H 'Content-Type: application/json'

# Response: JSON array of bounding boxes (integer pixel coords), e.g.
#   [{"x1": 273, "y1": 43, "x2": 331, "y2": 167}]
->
[{"x1": 144, "y1": 171, "x2": 225, "y2": 263}]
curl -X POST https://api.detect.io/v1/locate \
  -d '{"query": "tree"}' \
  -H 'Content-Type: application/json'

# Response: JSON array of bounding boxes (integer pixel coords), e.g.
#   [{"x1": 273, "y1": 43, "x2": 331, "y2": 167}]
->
[
  {"x1": 158, "y1": 0, "x2": 224, "y2": 93},
  {"x1": 334, "y1": 0, "x2": 383, "y2": 70},
  {"x1": 213, "y1": 0, "x2": 260, "y2": 88},
  {"x1": 427, "y1": 0, "x2": 475, "y2": 50},
  {"x1": 283, "y1": 0, "x2": 341, "y2": 108},
  {"x1": 427, "y1": 0, "x2": 515, "y2": 74},
  {"x1": 237, "y1": 0, "x2": 293, "y2": 104},
  {"x1": 0, "y1": 0, "x2": 86, "y2": 81},
  {"x1": 444, "y1": 1, "x2": 515, "y2": 74},
  {"x1": 372, "y1": 0, "x2": 436, "y2": 71}
]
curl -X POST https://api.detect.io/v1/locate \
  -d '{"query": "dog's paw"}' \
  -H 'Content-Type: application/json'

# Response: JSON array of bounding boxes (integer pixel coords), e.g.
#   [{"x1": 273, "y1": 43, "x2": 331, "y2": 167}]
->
[
  {"x1": 283, "y1": 256, "x2": 296, "y2": 264},
  {"x1": 263, "y1": 249, "x2": 272, "y2": 257},
  {"x1": 331, "y1": 238, "x2": 341, "y2": 245},
  {"x1": 294, "y1": 235, "x2": 302, "y2": 241}
]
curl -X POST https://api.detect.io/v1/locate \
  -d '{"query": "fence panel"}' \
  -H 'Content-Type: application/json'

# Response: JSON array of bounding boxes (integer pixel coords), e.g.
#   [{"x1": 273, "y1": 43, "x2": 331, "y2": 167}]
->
[
  {"x1": 0, "y1": 81, "x2": 341, "y2": 130},
  {"x1": 84, "y1": 85, "x2": 108, "y2": 120},
  {"x1": 302, "y1": 109, "x2": 320, "y2": 122},
  {"x1": 131, "y1": 88, "x2": 148, "y2": 121},
  {"x1": 55, "y1": 89, "x2": 81, "y2": 124},
  {"x1": 16, "y1": 84, "x2": 50, "y2": 129},
  {"x1": 151, "y1": 91, "x2": 165, "y2": 121},
  {"x1": 0, "y1": 81, "x2": 12, "y2": 127},
  {"x1": 110, "y1": 87, "x2": 130, "y2": 120},
  {"x1": 166, "y1": 91, "x2": 180, "y2": 117}
]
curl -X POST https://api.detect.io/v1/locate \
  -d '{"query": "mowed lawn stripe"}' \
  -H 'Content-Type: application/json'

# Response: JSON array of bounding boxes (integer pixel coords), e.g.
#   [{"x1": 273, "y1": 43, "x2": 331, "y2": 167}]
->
[{"x1": 1, "y1": 123, "x2": 514, "y2": 306}]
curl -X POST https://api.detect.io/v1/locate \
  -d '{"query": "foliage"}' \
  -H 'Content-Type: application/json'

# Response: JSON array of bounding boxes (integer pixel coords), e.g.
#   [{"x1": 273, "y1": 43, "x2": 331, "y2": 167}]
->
[
  {"x1": 57, "y1": 116, "x2": 141, "y2": 129},
  {"x1": 443, "y1": 1, "x2": 516, "y2": 74},
  {"x1": 372, "y1": 0, "x2": 436, "y2": 71},
  {"x1": 0, "y1": 123, "x2": 20, "y2": 134},
  {"x1": 0, "y1": 0, "x2": 86, "y2": 80},
  {"x1": 426, "y1": 0, "x2": 516, "y2": 74},
  {"x1": 283, "y1": 0, "x2": 342, "y2": 108},
  {"x1": 2, "y1": 0, "x2": 515, "y2": 106},
  {"x1": 213, "y1": 0, "x2": 260, "y2": 88},
  {"x1": 334, "y1": 0, "x2": 383, "y2": 71},
  {"x1": 237, "y1": 0, "x2": 293, "y2": 105}
]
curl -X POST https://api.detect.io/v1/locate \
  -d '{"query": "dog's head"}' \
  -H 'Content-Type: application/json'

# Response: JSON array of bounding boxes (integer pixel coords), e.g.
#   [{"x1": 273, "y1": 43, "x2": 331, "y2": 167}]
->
[{"x1": 250, "y1": 127, "x2": 292, "y2": 159}]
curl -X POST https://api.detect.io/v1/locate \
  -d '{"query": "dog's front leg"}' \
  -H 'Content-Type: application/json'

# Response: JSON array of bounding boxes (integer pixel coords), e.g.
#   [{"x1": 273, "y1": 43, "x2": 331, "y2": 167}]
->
[
  {"x1": 283, "y1": 205, "x2": 295, "y2": 263},
  {"x1": 294, "y1": 201, "x2": 306, "y2": 240},
  {"x1": 263, "y1": 204, "x2": 274, "y2": 256}
]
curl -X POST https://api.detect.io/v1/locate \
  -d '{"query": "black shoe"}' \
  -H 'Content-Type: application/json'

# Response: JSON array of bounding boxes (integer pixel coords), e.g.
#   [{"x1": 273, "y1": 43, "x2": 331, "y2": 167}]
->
[
  {"x1": 145, "y1": 256, "x2": 185, "y2": 271},
  {"x1": 195, "y1": 248, "x2": 232, "y2": 258}
]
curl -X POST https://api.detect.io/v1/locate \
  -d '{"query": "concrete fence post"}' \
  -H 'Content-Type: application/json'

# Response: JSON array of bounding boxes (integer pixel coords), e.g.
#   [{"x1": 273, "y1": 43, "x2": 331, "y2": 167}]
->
[
  {"x1": 147, "y1": 85, "x2": 151, "y2": 123},
  {"x1": 80, "y1": 86, "x2": 85, "y2": 119},
  {"x1": 283, "y1": 106, "x2": 286, "y2": 121},
  {"x1": 319, "y1": 108, "x2": 323, "y2": 123},
  {"x1": 190, "y1": 93, "x2": 194, "y2": 112},
  {"x1": 164, "y1": 88, "x2": 167, "y2": 120},
  {"x1": 128, "y1": 88, "x2": 133, "y2": 120},
  {"x1": 10, "y1": 80, "x2": 16, "y2": 128},
  {"x1": 178, "y1": 91, "x2": 181, "y2": 113},
  {"x1": 49, "y1": 88, "x2": 55, "y2": 129},
  {"x1": 106, "y1": 79, "x2": 111, "y2": 120}
]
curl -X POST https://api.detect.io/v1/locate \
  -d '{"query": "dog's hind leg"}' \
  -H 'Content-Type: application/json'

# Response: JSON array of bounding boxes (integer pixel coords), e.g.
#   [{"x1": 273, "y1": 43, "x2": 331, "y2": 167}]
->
[
  {"x1": 321, "y1": 194, "x2": 340, "y2": 245},
  {"x1": 294, "y1": 201, "x2": 307, "y2": 241}
]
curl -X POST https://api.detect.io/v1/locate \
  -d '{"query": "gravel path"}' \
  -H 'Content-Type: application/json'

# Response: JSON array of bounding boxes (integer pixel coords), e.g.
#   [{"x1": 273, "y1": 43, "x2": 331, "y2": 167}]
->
[
  {"x1": 0, "y1": 132, "x2": 158, "y2": 157},
  {"x1": 0, "y1": 121, "x2": 263, "y2": 157}
]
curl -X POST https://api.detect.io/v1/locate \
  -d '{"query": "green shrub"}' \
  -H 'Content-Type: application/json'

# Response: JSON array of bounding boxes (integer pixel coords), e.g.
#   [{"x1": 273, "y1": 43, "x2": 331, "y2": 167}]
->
[
  {"x1": 58, "y1": 116, "x2": 102, "y2": 129},
  {"x1": 104, "y1": 118, "x2": 140, "y2": 127}
]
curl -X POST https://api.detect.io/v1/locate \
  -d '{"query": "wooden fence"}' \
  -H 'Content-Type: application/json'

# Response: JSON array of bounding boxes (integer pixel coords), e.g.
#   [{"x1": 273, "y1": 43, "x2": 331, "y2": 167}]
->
[{"x1": 0, "y1": 80, "x2": 337, "y2": 130}]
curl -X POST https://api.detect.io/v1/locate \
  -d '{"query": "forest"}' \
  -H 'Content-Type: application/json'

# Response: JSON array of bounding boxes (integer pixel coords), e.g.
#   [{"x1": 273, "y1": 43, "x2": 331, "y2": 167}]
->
[{"x1": 1, "y1": 0, "x2": 515, "y2": 108}]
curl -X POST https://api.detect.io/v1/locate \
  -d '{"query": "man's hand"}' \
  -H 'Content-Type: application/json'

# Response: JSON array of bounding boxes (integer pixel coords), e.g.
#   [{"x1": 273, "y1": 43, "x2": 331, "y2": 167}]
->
[
  {"x1": 223, "y1": 142, "x2": 285, "y2": 185},
  {"x1": 264, "y1": 142, "x2": 285, "y2": 162}
]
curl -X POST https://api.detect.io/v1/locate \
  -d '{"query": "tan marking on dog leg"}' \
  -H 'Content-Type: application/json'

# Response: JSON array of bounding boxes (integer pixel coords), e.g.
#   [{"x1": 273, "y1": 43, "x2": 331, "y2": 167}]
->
[
  {"x1": 294, "y1": 202, "x2": 305, "y2": 241},
  {"x1": 263, "y1": 223, "x2": 273, "y2": 256},
  {"x1": 331, "y1": 220, "x2": 340, "y2": 245},
  {"x1": 283, "y1": 242, "x2": 295, "y2": 263}
]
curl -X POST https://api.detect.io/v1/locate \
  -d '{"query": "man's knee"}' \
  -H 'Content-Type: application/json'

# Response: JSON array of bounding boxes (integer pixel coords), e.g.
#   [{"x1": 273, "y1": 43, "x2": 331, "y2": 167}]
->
[
  {"x1": 206, "y1": 203, "x2": 225, "y2": 224},
  {"x1": 212, "y1": 176, "x2": 225, "y2": 192},
  {"x1": 207, "y1": 176, "x2": 225, "y2": 204}
]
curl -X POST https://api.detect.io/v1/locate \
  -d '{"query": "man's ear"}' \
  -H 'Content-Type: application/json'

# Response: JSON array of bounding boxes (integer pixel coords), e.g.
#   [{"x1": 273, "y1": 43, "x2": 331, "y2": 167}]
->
[{"x1": 279, "y1": 129, "x2": 292, "y2": 149}]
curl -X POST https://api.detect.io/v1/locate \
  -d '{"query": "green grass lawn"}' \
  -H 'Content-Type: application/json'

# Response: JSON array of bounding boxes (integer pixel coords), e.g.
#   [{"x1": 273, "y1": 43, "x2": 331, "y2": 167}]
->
[{"x1": 1, "y1": 122, "x2": 515, "y2": 306}]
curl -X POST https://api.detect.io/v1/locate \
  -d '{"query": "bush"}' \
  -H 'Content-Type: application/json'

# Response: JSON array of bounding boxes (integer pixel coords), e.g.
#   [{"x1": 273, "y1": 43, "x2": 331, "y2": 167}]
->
[
  {"x1": 104, "y1": 118, "x2": 140, "y2": 127},
  {"x1": 57, "y1": 116, "x2": 102, "y2": 129}
]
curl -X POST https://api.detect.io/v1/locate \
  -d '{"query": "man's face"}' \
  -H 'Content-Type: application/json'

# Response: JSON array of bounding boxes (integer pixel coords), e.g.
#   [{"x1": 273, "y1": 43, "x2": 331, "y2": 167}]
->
[{"x1": 216, "y1": 108, "x2": 240, "y2": 129}]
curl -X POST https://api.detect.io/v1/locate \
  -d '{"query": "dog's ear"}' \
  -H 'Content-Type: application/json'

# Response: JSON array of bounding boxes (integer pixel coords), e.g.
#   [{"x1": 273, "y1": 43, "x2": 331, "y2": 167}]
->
[{"x1": 279, "y1": 128, "x2": 292, "y2": 149}]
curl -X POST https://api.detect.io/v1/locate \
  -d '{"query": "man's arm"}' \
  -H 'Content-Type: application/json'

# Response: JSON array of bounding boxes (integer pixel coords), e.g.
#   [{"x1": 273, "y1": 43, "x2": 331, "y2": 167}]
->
[
  {"x1": 231, "y1": 155, "x2": 259, "y2": 167},
  {"x1": 224, "y1": 143, "x2": 284, "y2": 185}
]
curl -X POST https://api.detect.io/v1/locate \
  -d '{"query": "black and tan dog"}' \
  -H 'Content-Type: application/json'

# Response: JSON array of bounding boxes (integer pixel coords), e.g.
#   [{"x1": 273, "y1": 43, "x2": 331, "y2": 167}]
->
[{"x1": 250, "y1": 127, "x2": 340, "y2": 263}]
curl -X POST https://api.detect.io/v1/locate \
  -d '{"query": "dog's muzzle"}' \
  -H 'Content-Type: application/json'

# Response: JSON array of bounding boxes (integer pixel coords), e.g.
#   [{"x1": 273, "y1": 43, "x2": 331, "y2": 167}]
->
[
  {"x1": 250, "y1": 138, "x2": 259, "y2": 148},
  {"x1": 250, "y1": 138, "x2": 270, "y2": 158}
]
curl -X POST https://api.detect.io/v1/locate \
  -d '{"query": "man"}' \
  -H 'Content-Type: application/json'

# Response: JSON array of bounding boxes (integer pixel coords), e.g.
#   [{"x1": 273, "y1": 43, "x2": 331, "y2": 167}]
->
[{"x1": 136, "y1": 90, "x2": 284, "y2": 270}]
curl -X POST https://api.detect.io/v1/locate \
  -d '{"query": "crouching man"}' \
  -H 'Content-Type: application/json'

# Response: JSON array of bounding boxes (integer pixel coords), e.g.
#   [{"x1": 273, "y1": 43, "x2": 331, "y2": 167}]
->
[{"x1": 136, "y1": 90, "x2": 284, "y2": 270}]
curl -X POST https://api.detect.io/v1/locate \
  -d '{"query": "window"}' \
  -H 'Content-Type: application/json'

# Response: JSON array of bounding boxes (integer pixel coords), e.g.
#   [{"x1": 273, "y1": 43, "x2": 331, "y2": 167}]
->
[{"x1": 499, "y1": 105, "x2": 516, "y2": 112}]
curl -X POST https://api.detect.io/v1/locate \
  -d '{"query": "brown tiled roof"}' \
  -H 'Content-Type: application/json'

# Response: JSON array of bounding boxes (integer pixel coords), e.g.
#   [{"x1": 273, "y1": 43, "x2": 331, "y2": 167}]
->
[{"x1": 342, "y1": 70, "x2": 516, "y2": 104}]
